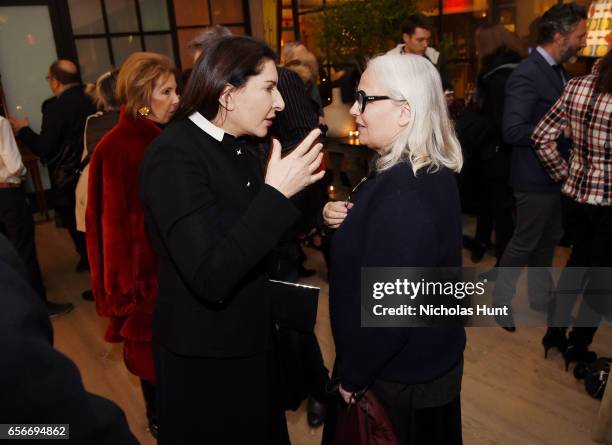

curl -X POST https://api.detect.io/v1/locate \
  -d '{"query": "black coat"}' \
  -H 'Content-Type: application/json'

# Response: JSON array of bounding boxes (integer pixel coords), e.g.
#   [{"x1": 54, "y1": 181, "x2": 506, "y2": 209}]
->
[
  {"x1": 0, "y1": 234, "x2": 138, "y2": 444},
  {"x1": 19, "y1": 85, "x2": 96, "y2": 166},
  {"x1": 139, "y1": 117, "x2": 315, "y2": 358},
  {"x1": 329, "y1": 162, "x2": 466, "y2": 392},
  {"x1": 502, "y1": 49, "x2": 570, "y2": 193}
]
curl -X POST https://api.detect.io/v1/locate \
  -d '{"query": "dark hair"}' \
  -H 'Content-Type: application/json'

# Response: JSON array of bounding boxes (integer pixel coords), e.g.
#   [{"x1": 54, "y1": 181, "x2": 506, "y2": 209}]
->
[
  {"x1": 49, "y1": 61, "x2": 80, "y2": 85},
  {"x1": 178, "y1": 36, "x2": 276, "y2": 120},
  {"x1": 401, "y1": 13, "x2": 432, "y2": 36},
  {"x1": 536, "y1": 3, "x2": 587, "y2": 45},
  {"x1": 595, "y1": 51, "x2": 612, "y2": 94}
]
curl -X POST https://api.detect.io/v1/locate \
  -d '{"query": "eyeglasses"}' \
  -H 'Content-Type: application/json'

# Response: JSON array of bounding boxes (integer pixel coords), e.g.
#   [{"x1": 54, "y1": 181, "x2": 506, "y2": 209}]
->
[
  {"x1": 355, "y1": 90, "x2": 391, "y2": 113},
  {"x1": 345, "y1": 176, "x2": 368, "y2": 206}
]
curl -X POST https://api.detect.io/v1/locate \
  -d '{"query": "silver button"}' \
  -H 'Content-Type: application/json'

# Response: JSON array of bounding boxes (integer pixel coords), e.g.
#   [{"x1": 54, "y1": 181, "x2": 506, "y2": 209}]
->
[
  {"x1": 236, "y1": 148, "x2": 242, "y2": 155},
  {"x1": 246, "y1": 181, "x2": 251, "y2": 187}
]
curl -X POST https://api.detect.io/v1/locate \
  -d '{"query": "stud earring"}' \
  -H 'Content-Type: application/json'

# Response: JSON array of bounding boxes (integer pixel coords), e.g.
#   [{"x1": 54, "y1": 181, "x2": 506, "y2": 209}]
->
[{"x1": 137, "y1": 106, "x2": 150, "y2": 117}]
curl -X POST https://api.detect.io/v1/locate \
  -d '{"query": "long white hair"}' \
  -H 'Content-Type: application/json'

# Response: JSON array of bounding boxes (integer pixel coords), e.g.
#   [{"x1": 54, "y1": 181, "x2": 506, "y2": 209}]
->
[{"x1": 367, "y1": 54, "x2": 462, "y2": 174}]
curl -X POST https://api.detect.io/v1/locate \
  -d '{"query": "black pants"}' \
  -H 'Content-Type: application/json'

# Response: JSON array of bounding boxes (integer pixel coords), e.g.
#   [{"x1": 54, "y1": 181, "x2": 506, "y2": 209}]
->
[
  {"x1": 550, "y1": 198, "x2": 612, "y2": 345},
  {"x1": 474, "y1": 177, "x2": 514, "y2": 264},
  {"x1": 140, "y1": 379, "x2": 157, "y2": 422},
  {"x1": 0, "y1": 187, "x2": 47, "y2": 300}
]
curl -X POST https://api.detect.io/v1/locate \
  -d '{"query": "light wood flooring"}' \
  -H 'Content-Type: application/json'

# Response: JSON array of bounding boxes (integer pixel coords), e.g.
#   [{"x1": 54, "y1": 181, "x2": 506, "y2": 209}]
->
[{"x1": 33, "y1": 218, "x2": 612, "y2": 445}]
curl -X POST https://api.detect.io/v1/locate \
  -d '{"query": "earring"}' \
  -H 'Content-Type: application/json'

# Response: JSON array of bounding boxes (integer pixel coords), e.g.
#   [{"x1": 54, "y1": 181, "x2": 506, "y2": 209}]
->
[{"x1": 137, "y1": 106, "x2": 150, "y2": 117}]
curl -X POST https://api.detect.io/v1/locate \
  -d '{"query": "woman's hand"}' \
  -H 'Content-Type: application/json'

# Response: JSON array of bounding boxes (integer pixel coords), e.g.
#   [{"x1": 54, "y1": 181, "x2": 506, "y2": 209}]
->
[
  {"x1": 265, "y1": 128, "x2": 325, "y2": 198},
  {"x1": 323, "y1": 201, "x2": 353, "y2": 229},
  {"x1": 339, "y1": 384, "x2": 353, "y2": 404}
]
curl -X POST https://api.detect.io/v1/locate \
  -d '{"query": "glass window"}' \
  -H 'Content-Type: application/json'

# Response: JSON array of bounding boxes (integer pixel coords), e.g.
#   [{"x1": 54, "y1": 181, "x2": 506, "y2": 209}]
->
[
  {"x1": 210, "y1": 0, "x2": 243, "y2": 24},
  {"x1": 75, "y1": 38, "x2": 112, "y2": 84},
  {"x1": 111, "y1": 35, "x2": 143, "y2": 66},
  {"x1": 68, "y1": 0, "x2": 105, "y2": 34},
  {"x1": 139, "y1": 0, "x2": 170, "y2": 31},
  {"x1": 174, "y1": 0, "x2": 210, "y2": 26},
  {"x1": 105, "y1": 0, "x2": 139, "y2": 33},
  {"x1": 145, "y1": 34, "x2": 174, "y2": 59}
]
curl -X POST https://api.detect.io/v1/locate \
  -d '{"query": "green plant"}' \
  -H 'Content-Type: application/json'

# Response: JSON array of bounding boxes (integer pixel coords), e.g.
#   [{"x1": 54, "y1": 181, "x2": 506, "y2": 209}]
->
[{"x1": 317, "y1": 0, "x2": 417, "y2": 71}]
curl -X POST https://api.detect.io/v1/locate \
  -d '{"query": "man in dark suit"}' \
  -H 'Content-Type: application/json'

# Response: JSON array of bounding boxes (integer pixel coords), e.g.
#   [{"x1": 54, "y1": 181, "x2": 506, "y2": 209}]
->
[
  {"x1": 10, "y1": 60, "x2": 96, "y2": 273},
  {"x1": 0, "y1": 234, "x2": 139, "y2": 444},
  {"x1": 493, "y1": 3, "x2": 587, "y2": 330}
]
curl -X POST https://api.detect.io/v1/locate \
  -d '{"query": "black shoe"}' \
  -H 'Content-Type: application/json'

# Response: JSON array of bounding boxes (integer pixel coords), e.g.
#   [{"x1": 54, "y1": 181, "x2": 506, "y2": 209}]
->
[
  {"x1": 299, "y1": 265, "x2": 316, "y2": 278},
  {"x1": 563, "y1": 344, "x2": 597, "y2": 372},
  {"x1": 46, "y1": 301, "x2": 74, "y2": 318},
  {"x1": 76, "y1": 258, "x2": 90, "y2": 273},
  {"x1": 542, "y1": 327, "x2": 568, "y2": 358},
  {"x1": 81, "y1": 290, "x2": 94, "y2": 301},
  {"x1": 147, "y1": 416, "x2": 158, "y2": 438},
  {"x1": 307, "y1": 396, "x2": 327, "y2": 428},
  {"x1": 479, "y1": 268, "x2": 498, "y2": 281},
  {"x1": 470, "y1": 242, "x2": 488, "y2": 263},
  {"x1": 494, "y1": 307, "x2": 516, "y2": 332}
]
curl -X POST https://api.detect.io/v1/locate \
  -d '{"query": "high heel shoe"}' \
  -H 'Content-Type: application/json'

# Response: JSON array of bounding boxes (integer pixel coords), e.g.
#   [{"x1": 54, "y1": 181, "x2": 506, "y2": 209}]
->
[
  {"x1": 562, "y1": 344, "x2": 597, "y2": 371},
  {"x1": 542, "y1": 327, "x2": 567, "y2": 359}
]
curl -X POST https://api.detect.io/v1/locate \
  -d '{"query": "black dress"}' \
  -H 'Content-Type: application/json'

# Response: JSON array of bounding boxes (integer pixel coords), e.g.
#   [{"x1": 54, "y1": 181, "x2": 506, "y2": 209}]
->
[{"x1": 139, "y1": 112, "x2": 308, "y2": 444}]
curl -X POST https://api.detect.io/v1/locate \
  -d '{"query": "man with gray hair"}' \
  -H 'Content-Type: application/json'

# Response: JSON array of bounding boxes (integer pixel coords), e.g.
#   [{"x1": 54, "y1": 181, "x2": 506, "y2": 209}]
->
[
  {"x1": 187, "y1": 25, "x2": 232, "y2": 63},
  {"x1": 492, "y1": 3, "x2": 587, "y2": 332}
]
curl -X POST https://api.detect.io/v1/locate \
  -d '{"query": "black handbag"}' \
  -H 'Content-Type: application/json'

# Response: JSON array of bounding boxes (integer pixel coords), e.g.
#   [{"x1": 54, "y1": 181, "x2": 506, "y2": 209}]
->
[{"x1": 48, "y1": 138, "x2": 85, "y2": 193}]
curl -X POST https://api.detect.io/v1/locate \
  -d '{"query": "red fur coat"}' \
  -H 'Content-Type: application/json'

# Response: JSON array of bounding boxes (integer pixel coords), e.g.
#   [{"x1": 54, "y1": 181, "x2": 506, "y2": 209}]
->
[{"x1": 86, "y1": 107, "x2": 160, "y2": 383}]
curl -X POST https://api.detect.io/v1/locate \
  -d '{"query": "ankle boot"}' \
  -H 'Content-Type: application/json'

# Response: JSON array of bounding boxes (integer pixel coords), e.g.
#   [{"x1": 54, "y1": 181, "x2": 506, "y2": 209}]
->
[{"x1": 542, "y1": 327, "x2": 567, "y2": 358}]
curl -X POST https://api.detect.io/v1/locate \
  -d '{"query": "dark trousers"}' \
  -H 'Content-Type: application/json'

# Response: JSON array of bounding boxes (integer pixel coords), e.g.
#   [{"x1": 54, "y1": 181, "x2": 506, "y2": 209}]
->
[
  {"x1": 493, "y1": 192, "x2": 564, "y2": 309},
  {"x1": 54, "y1": 188, "x2": 87, "y2": 262},
  {"x1": 0, "y1": 187, "x2": 47, "y2": 300},
  {"x1": 550, "y1": 198, "x2": 612, "y2": 346},
  {"x1": 140, "y1": 379, "x2": 157, "y2": 422},
  {"x1": 474, "y1": 178, "x2": 514, "y2": 263}
]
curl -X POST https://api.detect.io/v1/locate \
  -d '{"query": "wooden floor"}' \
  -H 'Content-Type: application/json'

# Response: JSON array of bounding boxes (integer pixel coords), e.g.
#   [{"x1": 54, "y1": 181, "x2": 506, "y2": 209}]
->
[{"x1": 34, "y1": 218, "x2": 612, "y2": 445}]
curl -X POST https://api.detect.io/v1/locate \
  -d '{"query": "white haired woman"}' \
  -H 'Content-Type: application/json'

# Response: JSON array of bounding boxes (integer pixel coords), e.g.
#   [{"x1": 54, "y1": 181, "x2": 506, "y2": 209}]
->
[{"x1": 323, "y1": 54, "x2": 465, "y2": 444}]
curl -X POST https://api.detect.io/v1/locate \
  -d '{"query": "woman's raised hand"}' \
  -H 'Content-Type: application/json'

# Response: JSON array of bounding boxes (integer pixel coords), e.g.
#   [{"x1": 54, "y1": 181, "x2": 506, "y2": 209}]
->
[{"x1": 265, "y1": 128, "x2": 325, "y2": 198}]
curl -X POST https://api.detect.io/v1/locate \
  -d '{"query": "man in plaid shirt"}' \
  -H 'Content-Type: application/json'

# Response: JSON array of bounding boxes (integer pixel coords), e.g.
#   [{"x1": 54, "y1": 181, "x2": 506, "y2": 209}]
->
[{"x1": 533, "y1": 50, "x2": 612, "y2": 367}]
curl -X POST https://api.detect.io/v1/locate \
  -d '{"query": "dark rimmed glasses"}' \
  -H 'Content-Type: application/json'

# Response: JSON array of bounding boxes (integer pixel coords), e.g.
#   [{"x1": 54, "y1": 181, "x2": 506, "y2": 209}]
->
[{"x1": 355, "y1": 90, "x2": 391, "y2": 113}]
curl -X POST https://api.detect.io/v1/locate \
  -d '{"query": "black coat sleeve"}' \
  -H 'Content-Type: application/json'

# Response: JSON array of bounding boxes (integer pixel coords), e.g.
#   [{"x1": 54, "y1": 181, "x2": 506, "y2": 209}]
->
[
  {"x1": 0, "y1": 235, "x2": 139, "y2": 445},
  {"x1": 502, "y1": 68, "x2": 539, "y2": 148},
  {"x1": 18, "y1": 102, "x2": 66, "y2": 162},
  {"x1": 141, "y1": 142, "x2": 300, "y2": 304}
]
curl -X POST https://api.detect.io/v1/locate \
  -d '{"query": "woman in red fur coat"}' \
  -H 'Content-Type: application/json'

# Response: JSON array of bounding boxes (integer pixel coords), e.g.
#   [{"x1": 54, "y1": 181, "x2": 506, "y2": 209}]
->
[{"x1": 86, "y1": 52, "x2": 179, "y2": 438}]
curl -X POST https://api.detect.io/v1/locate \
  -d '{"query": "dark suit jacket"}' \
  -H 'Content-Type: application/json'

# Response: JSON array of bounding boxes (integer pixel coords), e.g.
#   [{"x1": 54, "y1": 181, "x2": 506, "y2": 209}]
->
[
  {"x1": 0, "y1": 234, "x2": 138, "y2": 444},
  {"x1": 140, "y1": 118, "x2": 317, "y2": 358},
  {"x1": 19, "y1": 85, "x2": 96, "y2": 168},
  {"x1": 502, "y1": 49, "x2": 570, "y2": 193}
]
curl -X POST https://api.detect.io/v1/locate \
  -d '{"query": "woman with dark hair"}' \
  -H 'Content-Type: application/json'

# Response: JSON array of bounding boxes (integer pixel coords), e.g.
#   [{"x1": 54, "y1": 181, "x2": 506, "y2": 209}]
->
[
  {"x1": 140, "y1": 36, "x2": 324, "y2": 443},
  {"x1": 533, "y1": 49, "x2": 612, "y2": 369},
  {"x1": 467, "y1": 24, "x2": 526, "y2": 271},
  {"x1": 86, "y1": 52, "x2": 180, "y2": 438}
]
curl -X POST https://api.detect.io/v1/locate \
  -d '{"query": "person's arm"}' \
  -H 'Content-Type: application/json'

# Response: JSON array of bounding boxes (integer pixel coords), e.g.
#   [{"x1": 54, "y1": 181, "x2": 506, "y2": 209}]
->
[
  {"x1": 532, "y1": 88, "x2": 570, "y2": 182},
  {"x1": 0, "y1": 235, "x2": 139, "y2": 445},
  {"x1": 338, "y1": 191, "x2": 438, "y2": 391},
  {"x1": 274, "y1": 68, "x2": 318, "y2": 151},
  {"x1": 141, "y1": 141, "x2": 301, "y2": 304},
  {"x1": 0, "y1": 118, "x2": 26, "y2": 178},
  {"x1": 502, "y1": 69, "x2": 539, "y2": 147},
  {"x1": 17, "y1": 103, "x2": 65, "y2": 162}
]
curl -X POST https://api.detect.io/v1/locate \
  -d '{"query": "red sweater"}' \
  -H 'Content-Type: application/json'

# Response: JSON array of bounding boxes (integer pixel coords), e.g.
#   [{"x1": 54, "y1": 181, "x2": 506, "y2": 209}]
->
[{"x1": 86, "y1": 107, "x2": 160, "y2": 383}]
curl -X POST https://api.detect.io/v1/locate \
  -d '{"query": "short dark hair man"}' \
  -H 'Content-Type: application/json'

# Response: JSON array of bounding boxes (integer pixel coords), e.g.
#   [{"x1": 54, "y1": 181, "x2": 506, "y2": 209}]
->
[
  {"x1": 10, "y1": 60, "x2": 96, "y2": 273},
  {"x1": 493, "y1": 3, "x2": 587, "y2": 330},
  {"x1": 387, "y1": 13, "x2": 451, "y2": 90}
]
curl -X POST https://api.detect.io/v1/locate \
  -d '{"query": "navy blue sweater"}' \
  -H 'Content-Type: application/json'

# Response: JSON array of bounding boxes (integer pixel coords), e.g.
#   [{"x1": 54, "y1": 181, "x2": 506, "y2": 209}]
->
[{"x1": 329, "y1": 162, "x2": 466, "y2": 391}]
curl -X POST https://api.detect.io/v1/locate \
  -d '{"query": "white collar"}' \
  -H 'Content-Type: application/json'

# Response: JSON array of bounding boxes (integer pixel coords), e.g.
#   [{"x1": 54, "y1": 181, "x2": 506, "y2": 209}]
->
[{"x1": 188, "y1": 111, "x2": 224, "y2": 142}]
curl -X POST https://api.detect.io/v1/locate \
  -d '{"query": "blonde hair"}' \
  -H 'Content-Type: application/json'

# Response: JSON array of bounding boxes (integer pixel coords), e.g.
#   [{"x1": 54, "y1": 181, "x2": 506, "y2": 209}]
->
[
  {"x1": 115, "y1": 52, "x2": 176, "y2": 118},
  {"x1": 475, "y1": 24, "x2": 526, "y2": 68},
  {"x1": 368, "y1": 54, "x2": 462, "y2": 174}
]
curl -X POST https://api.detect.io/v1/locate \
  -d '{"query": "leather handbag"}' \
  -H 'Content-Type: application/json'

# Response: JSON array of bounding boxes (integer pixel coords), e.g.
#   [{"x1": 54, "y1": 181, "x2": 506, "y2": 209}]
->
[{"x1": 333, "y1": 386, "x2": 398, "y2": 445}]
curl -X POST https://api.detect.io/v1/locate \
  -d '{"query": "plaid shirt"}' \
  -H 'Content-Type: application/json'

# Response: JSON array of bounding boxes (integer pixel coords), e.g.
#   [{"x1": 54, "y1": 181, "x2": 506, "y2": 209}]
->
[{"x1": 532, "y1": 60, "x2": 612, "y2": 206}]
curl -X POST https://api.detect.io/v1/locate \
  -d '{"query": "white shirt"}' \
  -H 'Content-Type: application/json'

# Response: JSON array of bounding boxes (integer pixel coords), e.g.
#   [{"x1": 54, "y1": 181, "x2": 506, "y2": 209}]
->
[
  {"x1": 189, "y1": 112, "x2": 225, "y2": 142},
  {"x1": 0, "y1": 116, "x2": 26, "y2": 184}
]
